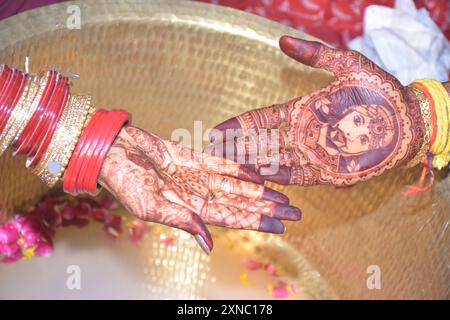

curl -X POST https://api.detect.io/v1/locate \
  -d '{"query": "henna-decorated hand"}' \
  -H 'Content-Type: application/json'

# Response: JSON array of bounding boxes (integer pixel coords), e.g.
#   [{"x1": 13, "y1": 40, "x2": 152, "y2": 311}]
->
[
  {"x1": 208, "y1": 36, "x2": 426, "y2": 186},
  {"x1": 98, "y1": 126, "x2": 301, "y2": 254}
]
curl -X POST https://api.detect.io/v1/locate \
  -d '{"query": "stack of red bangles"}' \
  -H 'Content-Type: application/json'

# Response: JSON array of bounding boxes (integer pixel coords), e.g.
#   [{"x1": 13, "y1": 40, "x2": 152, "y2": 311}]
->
[
  {"x1": 0, "y1": 64, "x2": 130, "y2": 195},
  {"x1": 63, "y1": 109, "x2": 130, "y2": 195},
  {"x1": 13, "y1": 70, "x2": 69, "y2": 164}
]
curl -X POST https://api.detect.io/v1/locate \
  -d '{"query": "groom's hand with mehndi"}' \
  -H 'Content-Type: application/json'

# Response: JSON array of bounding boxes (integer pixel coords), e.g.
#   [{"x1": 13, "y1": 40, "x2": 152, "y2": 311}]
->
[
  {"x1": 98, "y1": 126, "x2": 301, "y2": 254},
  {"x1": 208, "y1": 36, "x2": 426, "y2": 186}
]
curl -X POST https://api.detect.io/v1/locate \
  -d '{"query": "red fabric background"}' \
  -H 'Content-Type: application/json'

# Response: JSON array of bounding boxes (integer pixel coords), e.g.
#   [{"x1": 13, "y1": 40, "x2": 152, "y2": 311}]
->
[{"x1": 197, "y1": 0, "x2": 450, "y2": 49}]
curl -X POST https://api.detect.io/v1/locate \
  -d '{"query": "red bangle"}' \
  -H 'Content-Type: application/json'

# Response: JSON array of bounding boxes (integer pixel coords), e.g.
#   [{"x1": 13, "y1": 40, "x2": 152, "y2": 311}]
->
[
  {"x1": 0, "y1": 67, "x2": 13, "y2": 126},
  {"x1": 63, "y1": 110, "x2": 101, "y2": 195},
  {"x1": 27, "y1": 77, "x2": 70, "y2": 167},
  {"x1": 25, "y1": 73, "x2": 65, "y2": 158},
  {"x1": 15, "y1": 71, "x2": 59, "y2": 156},
  {"x1": 63, "y1": 110, "x2": 106, "y2": 195},
  {"x1": 73, "y1": 112, "x2": 108, "y2": 194},
  {"x1": 0, "y1": 72, "x2": 26, "y2": 132},
  {"x1": 0, "y1": 70, "x2": 21, "y2": 126},
  {"x1": 13, "y1": 70, "x2": 56, "y2": 153},
  {"x1": 63, "y1": 109, "x2": 130, "y2": 195},
  {"x1": 0, "y1": 68, "x2": 15, "y2": 107},
  {"x1": 0, "y1": 70, "x2": 25, "y2": 132},
  {"x1": 0, "y1": 65, "x2": 11, "y2": 94},
  {"x1": 75, "y1": 112, "x2": 111, "y2": 194},
  {"x1": 82, "y1": 110, "x2": 130, "y2": 195}
]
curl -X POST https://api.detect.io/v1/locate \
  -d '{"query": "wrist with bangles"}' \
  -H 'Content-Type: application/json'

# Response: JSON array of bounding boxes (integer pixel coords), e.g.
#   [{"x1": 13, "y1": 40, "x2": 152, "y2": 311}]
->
[
  {"x1": 406, "y1": 79, "x2": 450, "y2": 169},
  {"x1": 403, "y1": 78, "x2": 450, "y2": 195},
  {"x1": 0, "y1": 64, "x2": 130, "y2": 195}
]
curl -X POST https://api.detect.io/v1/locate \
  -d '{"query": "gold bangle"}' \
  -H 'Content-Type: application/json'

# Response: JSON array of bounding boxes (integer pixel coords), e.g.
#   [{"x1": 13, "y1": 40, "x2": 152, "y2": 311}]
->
[
  {"x1": 405, "y1": 86, "x2": 432, "y2": 168},
  {"x1": 413, "y1": 79, "x2": 450, "y2": 169},
  {"x1": 0, "y1": 75, "x2": 40, "y2": 155},
  {"x1": 31, "y1": 95, "x2": 93, "y2": 187},
  {"x1": 11, "y1": 71, "x2": 51, "y2": 154}
]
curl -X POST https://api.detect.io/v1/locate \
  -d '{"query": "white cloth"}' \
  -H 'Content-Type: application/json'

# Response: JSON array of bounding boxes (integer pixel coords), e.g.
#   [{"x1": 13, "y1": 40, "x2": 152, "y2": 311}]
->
[{"x1": 348, "y1": 0, "x2": 450, "y2": 85}]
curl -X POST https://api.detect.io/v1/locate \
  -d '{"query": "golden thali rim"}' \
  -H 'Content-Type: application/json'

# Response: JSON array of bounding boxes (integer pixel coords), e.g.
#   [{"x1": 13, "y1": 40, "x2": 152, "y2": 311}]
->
[{"x1": 0, "y1": 0, "x2": 326, "y2": 52}]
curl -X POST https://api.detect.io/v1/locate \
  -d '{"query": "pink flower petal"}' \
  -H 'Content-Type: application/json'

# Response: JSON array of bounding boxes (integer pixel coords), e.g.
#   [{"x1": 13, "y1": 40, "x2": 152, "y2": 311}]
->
[
  {"x1": 1, "y1": 252, "x2": 23, "y2": 263},
  {"x1": 0, "y1": 243, "x2": 21, "y2": 257},
  {"x1": 77, "y1": 200, "x2": 93, "y2": 214},
  {"x1": 264, "y1": 263, "x2": 279, "y2": 277},
  {"x1": 243, "y1": 258, "x2": 264, "y2": 270},
  {"x1": 34, "y1": 242, "x2": 53, "y2": 257},
  {"x1": 0, "y1": 224, "x2": 20, "y2": 244},
  {"x1": 105, "y1": 215, "x2": 122, "y2": 228},
  {"x1": 62, "y1": 217, "x2": 90, "y2": 228},
  {"x1": 41, "y1": 210, "x2": 62, "y2": 228},
  {"x1": 272, "y1": 287, "x2": 290, "y2": 299},
  {"x1": 23, "y1": 231, "x2": 41, "y2": 247},
  {"x1": 91, "y1": 208, "x2": 108, "y2": 221},
  {"x1": 160, "y1": 236, "x2": 176, "y2": 246},
  {"x1": 129, "y1": 228, "x2": 144, "y2": 244},
  {"x1": 12, "y1": 215, "x2": 34, "y2": 234},
  {"x1": 61, "y1": 205, "x2": 76, "y2": 220},
  {"x1": 100, "y1": 196, "x2": 119, "y2": 210}
]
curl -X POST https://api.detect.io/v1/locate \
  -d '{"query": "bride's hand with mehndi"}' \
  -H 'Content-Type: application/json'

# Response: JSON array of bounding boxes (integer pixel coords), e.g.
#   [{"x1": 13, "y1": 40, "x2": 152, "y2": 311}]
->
[
  {"x1": 208, "y1": 35, "x2": 431, "y2": 187},
  {"x1": 98, "y1": 126, "x2": 301, "y2": 254}
]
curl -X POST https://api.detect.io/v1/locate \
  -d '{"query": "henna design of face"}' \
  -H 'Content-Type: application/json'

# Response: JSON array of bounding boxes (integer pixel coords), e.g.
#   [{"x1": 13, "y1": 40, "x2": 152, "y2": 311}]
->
[
  {"x1": 98, "y1": 126, "x2": 301, "y2": 253},
  {"x1": 209, "y1": 36, "x2": 426, "y2": 186}
]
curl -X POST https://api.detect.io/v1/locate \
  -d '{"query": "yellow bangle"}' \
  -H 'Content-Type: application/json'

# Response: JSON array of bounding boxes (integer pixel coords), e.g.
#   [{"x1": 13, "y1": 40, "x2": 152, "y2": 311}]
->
[{"x1": 412, "y1": 79, "x2": 450, "y2": 170}]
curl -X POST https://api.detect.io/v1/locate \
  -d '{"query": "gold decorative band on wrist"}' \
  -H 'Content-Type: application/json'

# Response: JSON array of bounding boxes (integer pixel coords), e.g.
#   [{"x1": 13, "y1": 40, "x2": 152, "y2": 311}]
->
[
  {"x1": 0, "y1": 75, "x2": 40, "y2": 155},
  {"x1": 413, "y1": 79, "x2": 450, "y2": 170},
  {"x1": 405, "y1": 86, "x2": 432, "y2": 168},
  {"x1": 11, "y1": 71, "x2": 52, "y2": 154},
  {"x1": 31, "y1": 95, "x2": 94, "y2": 187}
]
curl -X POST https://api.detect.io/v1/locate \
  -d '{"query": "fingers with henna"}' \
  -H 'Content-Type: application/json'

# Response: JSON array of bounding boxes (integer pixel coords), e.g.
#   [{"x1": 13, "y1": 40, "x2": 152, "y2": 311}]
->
[
  {"x1": 209, "y1": 104, "x2": 288, "y2": 144},
  {"x1": 145, "y1": 201, "x2": 213, "y2": 255},
  {"x1": 200, "y1": 203, "x2": 287, "y2": 234},
  {"x1": 212, "y1": 192, "x2": 300, "y2": 221},
  {"x1": 175, "y1": 145, "x2": 264, "y2": 184},
  {"x1": 279, "y1": 35, "x2": 362, "y2": 77},
  {"x1": 208, "y1": 173, "x2": 288, "y2": 204},
  {"x1": 259, "y1": 165, "x2": 293, "y2": 185}
]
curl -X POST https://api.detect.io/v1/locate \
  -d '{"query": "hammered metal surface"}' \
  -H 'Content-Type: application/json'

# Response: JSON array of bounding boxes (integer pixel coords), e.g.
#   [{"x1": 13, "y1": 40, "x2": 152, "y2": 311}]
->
[{"x1": 0, "y1": 0, "x2": 448, "y2": 299}]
